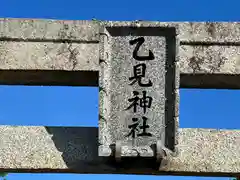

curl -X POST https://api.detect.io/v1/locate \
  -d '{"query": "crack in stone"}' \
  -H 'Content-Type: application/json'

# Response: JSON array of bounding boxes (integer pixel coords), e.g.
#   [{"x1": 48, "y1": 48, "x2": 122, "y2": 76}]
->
[
  {"x1": 206, "y1": 22, "x2": 216, "y2": 38},
  {"x1": 203, "y1": 46, "x2": 226, "y2": 73},
  {"x1": 188, "y1": 46, "x2": 204, "y2": 73},
  {"x1": 57, "y1": 24, "x2": 79, "y2": 70},
  {"x1": 67, "y1": 43, "x2": 79, "y2": 70}
]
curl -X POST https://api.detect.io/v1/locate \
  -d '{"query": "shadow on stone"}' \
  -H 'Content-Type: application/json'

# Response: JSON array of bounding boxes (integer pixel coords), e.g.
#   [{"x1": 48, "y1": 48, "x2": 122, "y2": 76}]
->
[
  {"x1": 44, "y1": 126, "x2": 162, "y2": 174},
  {"x1": 0, "y1": 70, "x2": 98, "y2": 86},
  {"x1": 44, "y1": 126, "x2": 109, "y2": 172}
]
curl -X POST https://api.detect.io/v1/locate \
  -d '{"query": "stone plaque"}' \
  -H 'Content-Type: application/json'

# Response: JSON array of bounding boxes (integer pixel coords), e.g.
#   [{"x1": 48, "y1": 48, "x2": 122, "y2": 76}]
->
[{"x1": 99, "y1": 25, "x2": 179, "y2": 157}]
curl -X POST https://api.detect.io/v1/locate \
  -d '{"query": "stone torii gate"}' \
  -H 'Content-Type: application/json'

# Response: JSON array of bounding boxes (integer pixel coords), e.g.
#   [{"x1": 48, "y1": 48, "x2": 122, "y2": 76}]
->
[{"x1": 0, "y1": 18, "x2": 239, "y2": 178}]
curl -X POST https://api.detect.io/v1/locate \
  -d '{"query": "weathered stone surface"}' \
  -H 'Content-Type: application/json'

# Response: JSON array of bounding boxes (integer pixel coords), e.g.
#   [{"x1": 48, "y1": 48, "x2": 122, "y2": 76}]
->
[
  {"x1": 179, "y1": 45, "x2": 240, "y2": 74},
  {"x1": 178, "y1": 22, "x2": 240, "y2": 43},
  {"x1": 0, "y1": 18, "x2": 99, "y2": 41},
  {"x1": 0, "y1": 126, "x2": 66, "y2": 169},
  {"x1": 0, "y1": 19, "x2": 239, "y2": 88},
  {"x1": 1, "y1": 19, "x2": 239, "y2": 43},
  {"x1": 0, "y1": 41, "x2": 239, "y2": 88},
  {"x1": 0, "y1": 40, "x2": 99, "y2": 86},
  {"x1": 0, "y1": 126, "x2": 239, "y2": 176},
  {"x1": 179, "y1": 45, "x2": 240, "y2": 89},
  {"x1": 162, "y1": 128, "x2": 240, "y2": 174},
  {"x1": 0, "y1": 41, "x2": 99, "y2": 71},
  {"x1": 0, "y1": 40, "x2": 239, "y2": 75}
]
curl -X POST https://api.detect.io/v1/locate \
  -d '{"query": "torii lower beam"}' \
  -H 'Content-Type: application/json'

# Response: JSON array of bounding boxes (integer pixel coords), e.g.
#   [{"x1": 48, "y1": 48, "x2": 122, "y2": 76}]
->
[{"x1": 0, "y1": 126, "x2": 239, "y2": 177}]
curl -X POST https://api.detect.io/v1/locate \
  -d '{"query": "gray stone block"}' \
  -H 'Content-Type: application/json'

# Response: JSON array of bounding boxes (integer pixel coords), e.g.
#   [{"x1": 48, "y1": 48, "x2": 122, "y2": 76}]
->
[
  {"x1": 163, "y1": 128, "x2": 240, "y2": 174},
  {"x1": 0, "y1": 41, "x2": 99, "y2": 86},
  {"x1": 179, "y1": 45, "x2": 240, "y2": 89},
  {"x1": 0, "y1": 18, "x2": 100, "y2": 41},
  {"x1": 0, "y1": 126, "x2": 239, "y2": 176},
  {"x1": 178, "y1": 22, "x2": 240, "y2": 43},
  {"x1": 0, "y1": 41, "x2": 99, "y2": 71},
  {"x1": 2, "y1": 19, "x2": 239, "y2": 43},
  {"x1": 99, "y1": 25, "x2": 179, "y2": 158},
  {"x1": 179, "y1": 45, "x2": 240, "y2": 74}
]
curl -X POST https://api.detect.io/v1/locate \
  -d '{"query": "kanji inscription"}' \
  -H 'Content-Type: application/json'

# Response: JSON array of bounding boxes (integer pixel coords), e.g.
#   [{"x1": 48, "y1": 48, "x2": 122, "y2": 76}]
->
[{"x1": 99, "y1": 26, "x2": 178, "y2": 157}]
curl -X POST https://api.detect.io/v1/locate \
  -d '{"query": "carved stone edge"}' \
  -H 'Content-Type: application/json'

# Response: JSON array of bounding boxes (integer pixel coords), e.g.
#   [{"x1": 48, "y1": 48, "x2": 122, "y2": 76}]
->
[
  {"x1": 98, "y1": 21, "x2": 240, "y2": 43},
  {"x1": 99, "y1": 21, "x2": 180, "y2": 35},
  {"x1": 98, "y1": 24, "x2": 112, "y2": 157},
  {"x1": 174, "y1": 34, "x2": 180, "y2": 156}
]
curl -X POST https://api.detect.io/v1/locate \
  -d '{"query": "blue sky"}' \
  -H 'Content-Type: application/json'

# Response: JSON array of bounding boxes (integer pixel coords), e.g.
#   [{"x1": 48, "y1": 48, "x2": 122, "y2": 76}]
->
[{"x1": 0, "y1": 0, "x2": 239, "y2": 179}]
